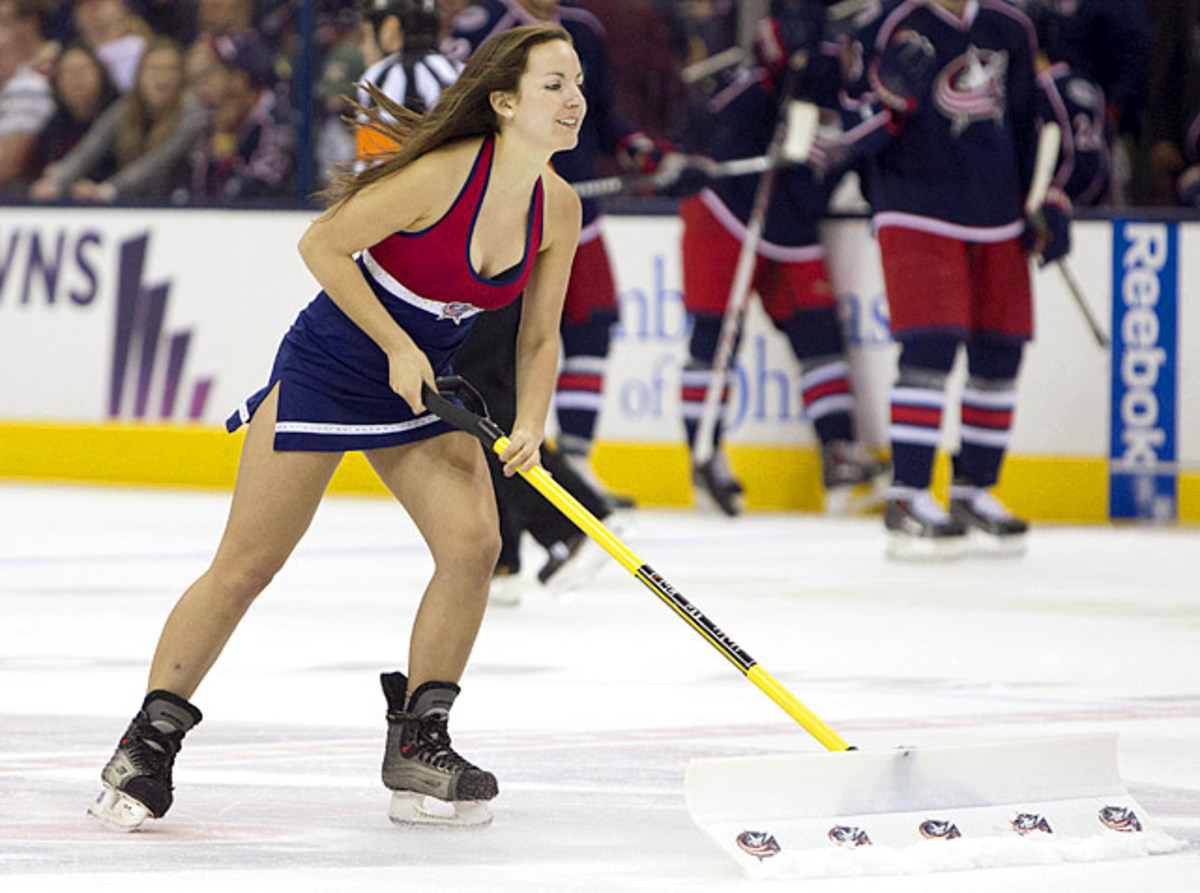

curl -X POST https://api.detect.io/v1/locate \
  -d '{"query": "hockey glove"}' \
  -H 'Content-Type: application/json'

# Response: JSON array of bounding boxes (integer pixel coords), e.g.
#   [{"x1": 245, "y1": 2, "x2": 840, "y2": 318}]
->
[
  {"x1": 617, "y1": 132, "x2": 674, "y2": 174},
  {"x1": 1024, "y1": 186, "x2": 1072, "y2": 267},
  {"x1": 869, "y1": 28, "x2": 937, "y2": 114},
  {"x1": 649, "y1": 153, "x2": 716, "y2": 198}
]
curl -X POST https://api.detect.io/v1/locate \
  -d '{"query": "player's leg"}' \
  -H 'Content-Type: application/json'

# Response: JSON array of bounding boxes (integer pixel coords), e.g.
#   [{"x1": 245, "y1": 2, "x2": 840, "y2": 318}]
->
[
  {"x1": 678, "y1": 196, "x2": 748, "y2": 516},
  {"x1": 91, "y1": 384, "x2": 343, "y2": 829},
  {"x1": 760, "y1": 254, "x2": 888, "y2": 514},
  {"x1": 950, "y1": 238, "x2": 1033, "y2": 552},
  {"x1": 555, "y1": 223, "x2": 627, "y2": 504},
  {"x1": 877, "y1": 227, "x2": 971, "y2": 558},
  {"x1": 364, "y1": 431, "x2": 501, "y2": 824}
]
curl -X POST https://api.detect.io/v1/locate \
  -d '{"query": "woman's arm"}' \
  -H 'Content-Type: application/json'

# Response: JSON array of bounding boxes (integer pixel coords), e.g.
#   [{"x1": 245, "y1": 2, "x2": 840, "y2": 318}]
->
[
  {"x1": 296, "y1": 147, "x2": 465, "y2": 413},
  {"x1": 501, "y1": 172, "x2": 582, "y2": 476},
  {"x1": 40, "y1": 97, "x2": 127, "y2": 191},
  {"x1": 105, "y1": 97, "x2": 210, "y2": 198}
]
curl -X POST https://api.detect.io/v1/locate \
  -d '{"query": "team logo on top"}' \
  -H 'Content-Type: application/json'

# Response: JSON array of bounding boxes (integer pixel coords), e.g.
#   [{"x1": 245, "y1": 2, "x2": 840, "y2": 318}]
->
[
  {"x1": 828, "y1": 825, "x2": 872, "y2": 847},
  {"x1": 919, "y1": 818, "x2": 962, "y2": 840},
  {"x1": 736, "y1": 830, "x2": 781, "y2": 860},
  {"x1": 1098, "y1": 806, "x2": 1143, "y2": 833},
  {"x1": 934, "y1": 45, "x2": 1009, "y2": 135},
  {"x1": 437, "y1": 301, "x2": 481, "y2": 324},
  {"x1": 1011, "y1": 813, "x2": 1053, "y2": 835}
]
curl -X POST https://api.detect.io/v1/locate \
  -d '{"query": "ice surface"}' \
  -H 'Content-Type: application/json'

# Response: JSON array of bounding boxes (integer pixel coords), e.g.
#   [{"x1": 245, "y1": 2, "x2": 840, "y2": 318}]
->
[{"x1": 1, "y1": 482, "x2": 1198, "y2": 891}]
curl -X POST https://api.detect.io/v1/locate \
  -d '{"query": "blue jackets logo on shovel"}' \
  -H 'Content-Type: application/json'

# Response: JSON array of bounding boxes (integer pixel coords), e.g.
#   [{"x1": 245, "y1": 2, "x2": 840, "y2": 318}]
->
[{"x1": 736, "y1": 830, "x2": 781, "y2": 860}]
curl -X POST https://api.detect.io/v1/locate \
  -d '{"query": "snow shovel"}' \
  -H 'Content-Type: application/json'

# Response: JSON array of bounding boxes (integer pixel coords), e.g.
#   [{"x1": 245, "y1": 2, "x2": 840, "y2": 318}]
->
[{"x1": 422, "y1": 377, "x2": 1176, "y2": 877}]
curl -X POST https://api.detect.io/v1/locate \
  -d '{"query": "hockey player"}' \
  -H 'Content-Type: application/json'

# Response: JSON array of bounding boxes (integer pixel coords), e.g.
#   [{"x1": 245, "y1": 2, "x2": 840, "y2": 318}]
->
[
  {"x1": 845, "y1": 0, "x2": 1069, "y2": 558},
  {"x1": 677, "y1": 0, "x2": 886, "y2": 517},
  {"x1": 445, "y1": 0, "x2": 702, "y2": 499},
  {"x1": 1024, "y1": 0, "x2": 1110, "y2": 206},
  {"x1": 89, "y1": 23, "x2": 585, "y2": 830}
]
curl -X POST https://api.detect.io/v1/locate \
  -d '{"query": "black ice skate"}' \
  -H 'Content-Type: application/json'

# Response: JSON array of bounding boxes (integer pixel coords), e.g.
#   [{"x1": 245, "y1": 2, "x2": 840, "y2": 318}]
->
[
  {"x1": 884, "y1": 489, "x2": 967, "y2": 560},
  {"x1": 950, "y1": 483, "x2": 1029, "y2": 555},
  {"x1": 88, "y1": 689, "x2": 202, "y2": 831},
  {"x1": 821, "y1": 441, "x2": 890, "y2": 516},
  {"x1": 692, "y1": 453, "x2": 744, "y2": 517},
  {"x1": 380, "y1": 672, "x2": 497, "y2": 826}
]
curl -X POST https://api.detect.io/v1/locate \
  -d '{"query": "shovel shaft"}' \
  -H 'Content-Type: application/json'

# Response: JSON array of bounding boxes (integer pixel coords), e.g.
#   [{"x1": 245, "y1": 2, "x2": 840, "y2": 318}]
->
[{"x1": 493, "y1": 435, "x2": 850, "y2": 752}]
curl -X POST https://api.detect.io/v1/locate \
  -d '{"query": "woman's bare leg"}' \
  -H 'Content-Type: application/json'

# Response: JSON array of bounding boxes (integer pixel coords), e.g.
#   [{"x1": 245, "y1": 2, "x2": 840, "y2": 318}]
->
[
  {"x1": 147, "y1": 386, "x2": 342, "y2": 697},
  {"x1": 365, "y1": 431, "x2": 501, "y2": 689}
]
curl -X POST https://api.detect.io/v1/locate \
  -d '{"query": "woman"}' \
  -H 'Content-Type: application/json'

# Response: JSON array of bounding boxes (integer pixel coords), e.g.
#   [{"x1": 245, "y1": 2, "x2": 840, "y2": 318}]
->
[
  {"x1": 28, "y1": 36, "x2": 204, "y2": 202},
  {"x1": 28, "y1": 43, "x2": 119, "y2": 184},
  {"x1": 87, "y1": 22, "x2": 583, "y2": 831}
]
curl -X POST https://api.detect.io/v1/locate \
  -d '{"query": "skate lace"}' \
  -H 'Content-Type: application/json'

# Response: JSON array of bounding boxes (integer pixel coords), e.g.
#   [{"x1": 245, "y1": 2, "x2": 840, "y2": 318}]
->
[
  {"x1": 410, "y1": 715, "x2": 476, "y2": 773},
  {"x1": 122, "y1": 717, "x2": 183, "y2": 775}
]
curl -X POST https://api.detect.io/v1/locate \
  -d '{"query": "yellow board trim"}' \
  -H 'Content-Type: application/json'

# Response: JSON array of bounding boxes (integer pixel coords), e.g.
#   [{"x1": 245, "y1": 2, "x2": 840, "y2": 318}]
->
[{"x1": 1, "y1": 422, "x2": 1196, "y2": 523}]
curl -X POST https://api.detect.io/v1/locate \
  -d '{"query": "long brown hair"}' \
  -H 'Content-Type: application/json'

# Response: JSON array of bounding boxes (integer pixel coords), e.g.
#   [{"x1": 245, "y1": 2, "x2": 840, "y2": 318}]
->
[
  {"x1": 325, "y1": 22, "x2": 572, "y2": 208},
  {"x1": 114, "y1": 36, "x2": 186, "y2": 167}
]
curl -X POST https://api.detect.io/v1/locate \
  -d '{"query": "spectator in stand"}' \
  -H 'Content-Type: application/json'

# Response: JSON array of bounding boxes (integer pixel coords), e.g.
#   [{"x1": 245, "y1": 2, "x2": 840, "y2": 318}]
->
[
  {"x1": 187, "y1": 29, "x2": 294, "y2": 202},
  {"x1": 0, "y1": 0, "x2": 54, "y2": 193},
  {"x1": 1140, "y1": 0, "x2": 1200, "y2": 205},
  {"x1": 72, "y1": 0, "x2": 150, "y2": 93},
  {"x1": 28, "y1": 42, "x2": 119, "y2": 182},
  {"x1": 1175, "y1": 106, "x2": 1200, "y2": 207},
  {"x1": 133, "y1": 1, "x2": 200, "y2": 46},
  {"x1": 195, "y1": 0, "x2": 252, "y2": 40},
  {"x1": 29, "y1": 36, "x2": 204, "y2": 202}
]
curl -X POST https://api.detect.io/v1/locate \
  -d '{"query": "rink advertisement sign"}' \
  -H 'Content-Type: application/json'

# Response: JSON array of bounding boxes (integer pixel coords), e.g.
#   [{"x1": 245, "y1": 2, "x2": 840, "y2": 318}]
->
[{"x1": 1109, "y1": 221, "x2": 1179, "y2": 521}]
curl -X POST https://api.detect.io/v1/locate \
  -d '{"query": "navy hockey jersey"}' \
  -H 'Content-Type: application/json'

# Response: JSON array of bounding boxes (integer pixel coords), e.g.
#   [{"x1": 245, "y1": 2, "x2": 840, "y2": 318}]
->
[
  {"x1": 445, "y1": 0, "x2": 633, "y2": 228},
  {"x1": 855, "y1": 0, "x2": 1039, "y2": 240},
  {"x1": 701, "y1": 46, "x2": 842, "y2": 249},
  {"x1": 1036, "y1": 62, "x2": 1109, "y2": 206}
]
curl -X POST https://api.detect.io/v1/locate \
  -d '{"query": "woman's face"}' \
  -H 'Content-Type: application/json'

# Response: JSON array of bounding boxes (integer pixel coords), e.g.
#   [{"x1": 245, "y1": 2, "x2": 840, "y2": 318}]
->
[
  {"x1": 137, "y1": 46, "x2": 184, "y2": 115},
  {"x1": 55, "y1": 48, "x2": 105, "y2": 120},
  {"x1": 506, "y1": 39, "x2": 585, "y2": 153}
]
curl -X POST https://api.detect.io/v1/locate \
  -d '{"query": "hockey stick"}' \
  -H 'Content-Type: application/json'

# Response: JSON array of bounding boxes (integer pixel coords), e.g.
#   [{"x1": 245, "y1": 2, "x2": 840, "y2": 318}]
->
[
  {"x1": 691, "y1": 91, "x2": 818, "y2": 468},
  {"x1": 1055, "y1": 258, "x2": 1111, "y2": 348},
  {"x1": 573, "y1": 154, "x2": 783, "y2": 200},
  {"x1": 1025, "y1": 123, "x2": 1111, "y2": 349},
  {"x1": 423, "y1": 376, "x2": 851, "y2": 752}
]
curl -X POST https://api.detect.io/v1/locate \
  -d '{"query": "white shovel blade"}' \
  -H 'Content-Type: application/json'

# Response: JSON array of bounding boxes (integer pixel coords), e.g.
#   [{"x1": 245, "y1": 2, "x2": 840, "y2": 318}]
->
[{"x1": 685, "y1": 733, "x2": 1182, "y2": 878}]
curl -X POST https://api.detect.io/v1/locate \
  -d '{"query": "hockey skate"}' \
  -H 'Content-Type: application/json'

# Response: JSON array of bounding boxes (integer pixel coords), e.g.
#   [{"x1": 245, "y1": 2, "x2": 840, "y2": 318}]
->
[
  {"x1": 692, "y1": 453, "x2": 745, "y2": 517},
  {"x1": 88, "y1": 690, "x2": 202, "y2": 831},
  {"x1": 950, "y1": 483, "x2": 1029, "y2": 555},
  {"x1": 488, "y1": 562, "x2": 525, "y2": 607},
  {"x1": 380, "y1": 673, "x2": 497, "y2": 827},
  {"x1": 821, "y1": 441, "x2": 890, "y2": 516},
  {"x1": 884, "y1": 489, "x2": 967, "y2": 560}
]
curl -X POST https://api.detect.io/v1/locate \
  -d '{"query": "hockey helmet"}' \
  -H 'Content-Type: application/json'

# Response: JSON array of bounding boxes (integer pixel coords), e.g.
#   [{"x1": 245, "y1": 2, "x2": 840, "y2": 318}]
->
[{"x1": 358, "y1": 0, "x2": 440, "y2": 47}]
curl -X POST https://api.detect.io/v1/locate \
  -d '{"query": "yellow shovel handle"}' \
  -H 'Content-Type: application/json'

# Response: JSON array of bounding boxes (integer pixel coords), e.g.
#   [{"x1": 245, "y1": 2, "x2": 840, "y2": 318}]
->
[{"x1": 496, "y1": 436, "x2": 851, "y2": 753}]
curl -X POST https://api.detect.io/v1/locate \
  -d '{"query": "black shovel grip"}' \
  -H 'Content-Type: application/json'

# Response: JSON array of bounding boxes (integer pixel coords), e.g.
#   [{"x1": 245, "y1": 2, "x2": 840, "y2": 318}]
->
[{"x1": 421, "y1": 376, "x2": 506, "y2": 449}]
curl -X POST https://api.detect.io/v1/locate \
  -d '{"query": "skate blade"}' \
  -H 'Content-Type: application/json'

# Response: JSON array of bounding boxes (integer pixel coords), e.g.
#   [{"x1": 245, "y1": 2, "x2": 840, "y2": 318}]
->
[
  {"x1": 824, "y1": 478, "x2": 888, "y2": 517},
  {"x1": 87, "y1": 784, "x2": 151, "y2": 832},
  {"x1": 387, "y1": 791, "x2": 493, "y2": 827},
  {"x1": 693, "y1": 487, "x2": 744, "y2": 518},
  {"x1": 885, "y1": 532, "x2": 966, "y2": 561},
  {"x1": 487, "y1": 573, "x2": 525, "y2": 607},
  {"x1": 966, "y1": 528, "x2": 1029, "y2": 557}
]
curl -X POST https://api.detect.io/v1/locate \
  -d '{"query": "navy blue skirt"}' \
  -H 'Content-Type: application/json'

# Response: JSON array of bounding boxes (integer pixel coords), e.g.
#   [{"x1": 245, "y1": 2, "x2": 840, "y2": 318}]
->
[{"x1": 227, "y1": 261, "x2": 479, "y2": 452}]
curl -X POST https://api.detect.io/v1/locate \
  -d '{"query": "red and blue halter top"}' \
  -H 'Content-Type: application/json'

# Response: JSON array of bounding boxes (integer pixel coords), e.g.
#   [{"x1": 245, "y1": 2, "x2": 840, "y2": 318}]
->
[{"x1": 362, "y1": 134, "x2": 544, "y2": 320}]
